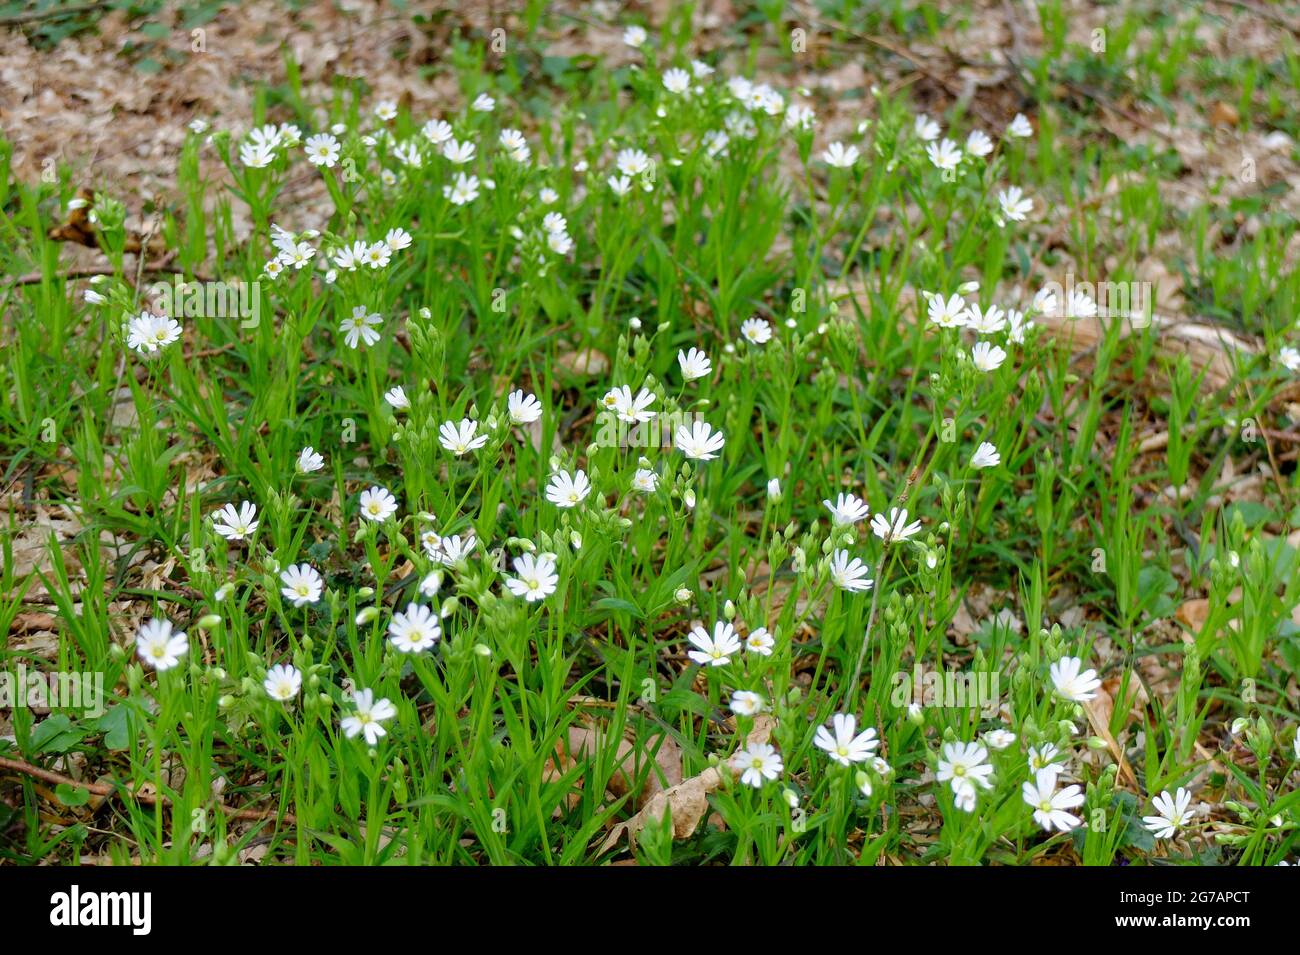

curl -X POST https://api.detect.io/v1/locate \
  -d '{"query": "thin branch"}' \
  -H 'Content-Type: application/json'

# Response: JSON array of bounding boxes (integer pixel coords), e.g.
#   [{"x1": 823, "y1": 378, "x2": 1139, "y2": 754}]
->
[{"x1": 0, "y1": 756, "x2": 296, "y2": 825}]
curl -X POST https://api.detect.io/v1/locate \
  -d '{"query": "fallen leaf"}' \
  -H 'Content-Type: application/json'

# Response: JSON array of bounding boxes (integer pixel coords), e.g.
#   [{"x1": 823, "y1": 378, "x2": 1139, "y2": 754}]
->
[
  {"x1": 563, "y1": 723, "x2": 682, "y2": 809},
  {"x1": 555, "y1": 348, "x2": 610, "y2": 378},
  {"x1": 1083, "y1": 690, "x2": 1138, "y2": 788},
  {"x1": 598, "y1": 715, "x2": 774, "y2": 854}
]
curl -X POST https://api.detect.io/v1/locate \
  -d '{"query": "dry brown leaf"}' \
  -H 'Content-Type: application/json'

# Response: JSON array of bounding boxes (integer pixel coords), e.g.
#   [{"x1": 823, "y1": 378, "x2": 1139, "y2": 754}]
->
[
  {"x1": 554, "y1": 348, "x2": 610, "y2": 378},
  {"x1": 1082, "y1": 689, "x2": 1138, "y2": 788},
  {"x1": 563, "y1": 724, "x2": 682, "y2": 809},
  {"x1": 1175, "y1": 598, "x2": 1210, "y2": 636},
  {"x1": 598, "y1": 715, "x2": 775, "y2": 855}
]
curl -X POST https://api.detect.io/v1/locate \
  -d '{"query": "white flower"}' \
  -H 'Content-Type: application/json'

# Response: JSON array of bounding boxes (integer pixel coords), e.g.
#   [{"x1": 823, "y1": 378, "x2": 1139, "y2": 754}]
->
[
  {"x1": 374, "y1": 100, "x2": 398, "y2": 121},
  {"x1": 385, "y1": 227, "x2": 413, "y2": 252},
  {"x1": 937, "y1": 741, "x2": 994, "y2": 806},
  {"x1": 341, "y1": 689, "x2": 397, "y2": 745},
  {"x1": 499, "y1": 128, "x2": 530, "y2": 163},
  {"x1": 607, "y1": 174, "x2": 633, "y2": 197},
  {"x1": 829, "y1": 550, "x2": 874, "y2": 592},
  {"x1": 746, "y1": 83, "x2": 783, "y2": 115},
  {"x1": 504, "y1": 553, "x2": 559, "y2": 602},
  {"x1": 1007, "y1": 309, "x2": 1033, "y2": 344},
  {"x1": 263, "y1": 664, "x2": 302, "y2": 701},
  {"x1": 422, "y1": 119, "x2": 452, "y2": 144},
  {"x1": 631, "y1": 468, "x2": 659, "y2": 493},
  {"x1": 542, "y1": 212, "x2": 568, "y2": 235},
  {"x1": 332, "y1": 241, "x2": 363, "y2": 271},
  {"x1": 743, "y1": 627, "x2": 774, "y2": 655},
  {"x1": 305, "y1": 133, "x2": 340, "y2": 167},
  {"x1": 622, "y1": 24, "x2": 647, "y2": 48},
  {"x1": 388, "y1": 602, "x2": 442, "y2": 652},
  {"x1": 362, "y1": 242, "x2": 391, "y2": 269},
  {"x1": 740, "y1": 316, "x2": 772, "y2": 344},
  {"x1": 296, "y1": 446, "x2": 325, "y2": 474},
  {"x1": 135, "y1": 618, "x2": 188, "y2": 672},
  {"x1": 730, "y1": 690, "x2": 766, "y2": 716},
  {"x1": 914, "y1": 114, "x2": 941, "y2": 141},
  {"x1": 662, "y1": 67, "x2": 691, "y2": 94},
  {"x1": 279, "y1": 563, "x2": 323, "y2": 607},
  {"x1": 1023, "y1": 769, "x2": 1085, "y2": 832},
  {"x1": 691, "y1": 59, "x2": 714, "y2": 78},
  {"x1": 126, "y1": 312, "x2": 183, "y2": 353},
  {"x1": 615, "y1": 148, "x2": 652, "y2": 178},
  {"x1": 1143, "y1": 788, "x2": 1193, "y2": 839},
  {"x1": 418, "y1": 571, "x2": 444, "y2": 598},
  {"x1": 727, "y1": 77, "x2": 753, "y2": 101},
  {"x1": 822, "y1": 141, "x2": 859, "y2": 168},
  {"x1": 731, "y1": 742, "x2": 783, "y2": 787},
  {"x1": 384, "y1": 386, "x2": 410, "y2": 411},
  {"x1": 1031, "y1": 286, "x2": 1058, "y2": 315},
  {"x1": 970, "y1": 441, "x2": 1001, "y2": 469},
  {"x1": 965, "y1": 303, "x2": 1006, "y2": 334},
  {"x1": 444, "y1": 172, "x2": 480, "y2": 205},
  {"x1": 926, "y1": 292, "x2": 967, "y2": 329},
  {"x1": 965, "y1": 129, "x2": 993, "y2": 157},
  {"x1": 359, "y1": 485, "x2": 398, "y2": 522},
  {"x1": 606, "y1": 385, "x2": 657, "y2": 423},
  {"x1": 539, "y1": 188, "x2": 559, "y2": 205},
  {"x1": 814, "y1": 713, "x2": 879, "y2": 766},
  {"x1": 211, "y1": 501, "x2": 258, "y2": 541},
  {"x1": 871, "y1": 507, "x2": 922, "y2": 544},
  {"x1": 823, "y1": 492, "x2": 870, "y2": 526},
  {"x1": 471, "y1": 93, "x2": 495, "y2": 112},
  {"x1": 239, "y1": 140, "x2": 276, "y2": 168},
  {"x1": 970, "y1": 340, "x2": 1007, "y2": 372},
  {"x1": 767, "y1": 478, "x2": 782, "y2": 501},
  {"x1": 1064, "y1": 289, "x2": 1098, "y2": 319},
  {"x1": 439, "y1": 419, "x2": 489, "y2": 455},
  {"x1": 546, "y1": 229, "x2": 572, "y2": 255},
  {"x1": 997, "y1": 186, "x2": 1033, "y2": 223},
  {"x1": 703, "y1": 129, "x2": 730, "y2": 158},
  {"x1": 507, "y1": 390, "x2": 543, "y2": 424},
  {"x1": 784, "y1": 103, "x2": 816, "y2": 131},
  {"x1": 677, "y1": 346, "x2": 712, "y2": 381},
  {"x1": 675, "y1": 420, "x2": 725, "y2": 460},
  {"x1": 984, "y1": 728, "x2": 1017, "y2": 750},
  {"x1": 340, "y1": 306, "x2": 382, "y2": 348},
  {"x1": 1278, "y1": 346, "x2": 1300, "y2": 372},
  {"x1": 926, "y1": 137, "x2": 962, "y2": 171},
  {"x1": 1050, "y1": 656, "x2": 1102, "y2": 702},
  {"x1": 278, "y1": 241, "x2": 316, "y2": 270},
  {"x1": 546, "y1": 470, "x2": 592, "y2": 508},
  {"x1": 429, "y1": 532, "x2": 476, "y2": 566},
  {"x1": 1028, "y1": 743, "x2": 1063, "y2": 775},
  {"x1": 1007, "y1": 113, "x2": 1033, "y2": 138},
  {"x1": 686, "y1": 621, "x2": 741, "y2": 666}
]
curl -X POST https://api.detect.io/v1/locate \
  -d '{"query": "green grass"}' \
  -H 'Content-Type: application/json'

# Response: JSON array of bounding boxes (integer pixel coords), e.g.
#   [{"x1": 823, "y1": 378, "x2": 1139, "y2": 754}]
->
[{"x1": 2, "y1": 2, "x2": 1300, "y2": 866}]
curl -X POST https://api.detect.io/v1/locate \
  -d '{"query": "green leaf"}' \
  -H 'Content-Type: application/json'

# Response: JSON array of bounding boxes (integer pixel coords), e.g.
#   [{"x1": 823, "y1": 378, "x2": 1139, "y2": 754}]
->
[
  {"x1": 91, "y1": 703, "x2": 140, "y2": 752},
  {"x1": 54, "y1": 783, "x2": 91, "y2": 807},
  {"x1": 590, "y1": 596, "x2": 642, "y2": 619},
  {"x1": 30, "y1": 714, "x2": 85, "y2": 755}
]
